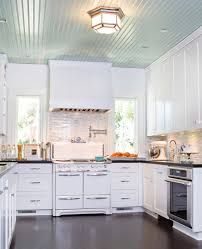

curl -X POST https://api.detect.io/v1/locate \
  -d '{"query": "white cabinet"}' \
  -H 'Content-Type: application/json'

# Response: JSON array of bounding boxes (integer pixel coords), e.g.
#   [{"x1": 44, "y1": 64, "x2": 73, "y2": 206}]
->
[
  {"x1": 143, "y1": 164, "x2": 168, "y2": 219},
  {"x1": 110, "y1": 163, "x2": 142, "y2": 212},
  {"x1": 143, "y1": 165, "x2": 154, "y2": 211},
  {"x1": 84, "y1": 195, "x2": 110, "y2": 209},
  {"x1": 153, "y1": 165, "x2": 168, "y2": 218},
  {"x1": 16, "y1": 163, "x2": 53, "y2": 214},
  {"x1": 197, "y1": 35, "x2": 202, "y2": 127},
  {"x1": 0, "y1": 55, "x2": 7, "y2": 137},
  {"x1": 0, "y1": 164, "x2": 17, "y2": 249},
  {"x1": 146, "y1": 33, "x2": 202, "y2": 135}
]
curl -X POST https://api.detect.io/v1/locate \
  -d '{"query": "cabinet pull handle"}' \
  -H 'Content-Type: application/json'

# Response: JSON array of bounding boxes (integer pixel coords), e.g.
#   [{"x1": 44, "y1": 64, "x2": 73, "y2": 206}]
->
[
  {"x1": 4, "y1": 187, "x2": 8, "y2": 190},
  {"x1": 14, "y1": 172, "x2": 18, "y2": 175},
  {"x1": 59, "y1": 197, "x2": 80, "y2": 201},
  {"x1": 121, "y1": 197, "x2": 130, "y2": 200},
  {"x1": 121, "y1": 167, "x2": 130, "y2": 169},
  {"x1": 121, "y1": 180, "x2": 130, "y2": 183},
  {"x1": 87, "y1": 173, "x2": 108, "y2": 176},
  {"x1": 86, "y1": 197, "x2": 108, "y2": 200},
  {"x1": 0, "y1": 191, "x2": 3, "y2": 195},
  {"x1": 31, "y1": 168, "x2": 40, "y2": 170},
  {"x1": 31, "y1": 182, "x2": 40, "y2": 184},
  {"x1": 30, "y1": 200, "x2": 40, "y2": 203},
  {"x1": 58, "y1": 174, "x2": 80, "y2": 176}
]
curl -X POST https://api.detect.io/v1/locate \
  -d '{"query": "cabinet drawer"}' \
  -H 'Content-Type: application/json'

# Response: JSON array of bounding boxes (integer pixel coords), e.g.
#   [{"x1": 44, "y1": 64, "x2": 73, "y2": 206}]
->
[
  {"x1": 111, "y1": 190, "x2": 138, "y2": 207},
  {"x1": 56, "y1": 172, "x2": 83, "y2": 195},
  {"x1": 112, "y1": 173, "x2": 138, "y2": 190},
  {"x1": 17, "y1": 164, "x2": 52, "y2": 174},
  {"x1": 110, "y1": 163, "x2": 138, "y2": 173},
  {"x1": 17, "y1": 192, "x2": 52, "y2": 210},
  {"x1": 17, "y1": 174, "x2": 52, "y2": 192},
  {"x1": 56, "y1": 196, "x2": 83, "y2": 209},
  {"x1": 84, "y1": 172, "x2": 110, "y2": 195},
  {"x1": 84, "y1": 195, "x2": 110, "y2": 209}
]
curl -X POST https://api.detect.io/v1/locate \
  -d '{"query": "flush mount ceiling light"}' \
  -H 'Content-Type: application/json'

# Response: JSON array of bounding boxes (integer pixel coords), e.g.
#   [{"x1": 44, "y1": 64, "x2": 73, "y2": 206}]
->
[
  {"x1": 0, "y1": 18, "x2": 7, "y2": 23},
  {"x1": 88, "y1": 6, "x2": 124, "y2": 34}
]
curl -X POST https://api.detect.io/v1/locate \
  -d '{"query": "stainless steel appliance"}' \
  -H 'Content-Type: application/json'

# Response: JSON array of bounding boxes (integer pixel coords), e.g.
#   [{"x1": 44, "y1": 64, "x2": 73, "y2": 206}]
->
[{"x1": 166, "y1": 166, "x2": 192, "y2": 228}]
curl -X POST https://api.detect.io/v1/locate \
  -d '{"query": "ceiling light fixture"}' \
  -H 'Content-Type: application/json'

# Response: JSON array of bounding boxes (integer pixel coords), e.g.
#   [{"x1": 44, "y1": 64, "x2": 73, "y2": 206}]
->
[
  {"x1": 0, "y1": 18, "x2": 7, "y2": 23},
  {"x1": 160, "y1": 28, "x2": 168, "y2": 33},
  {"x1": 88, "y1": 6, "x2": 124, "y2": 34}
]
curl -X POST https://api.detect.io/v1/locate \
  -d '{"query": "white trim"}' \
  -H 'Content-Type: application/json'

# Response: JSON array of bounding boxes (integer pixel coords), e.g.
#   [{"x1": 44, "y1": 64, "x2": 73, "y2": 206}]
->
[
  {"x1": 173, "y1": 222, "x2": 202, "y2": 240},
  {"x1": 113, "y1": 97, "x2": 138, "y2": 153},
  {"x1": 146, "y1": 26, "x2": 202, "y2": 70},
  {"x1": 7, "y1": 88, "x2": 47, "y2": 144}
]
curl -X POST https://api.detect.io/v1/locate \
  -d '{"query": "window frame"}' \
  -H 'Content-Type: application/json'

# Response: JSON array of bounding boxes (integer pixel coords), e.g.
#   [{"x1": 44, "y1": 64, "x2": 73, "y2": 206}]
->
[
  {"x1": 114, "y1": 97, "x2": 138, "y2": 153},
  {"x1": 16, "y1": 95, "x2": 41, "y2": 144}
]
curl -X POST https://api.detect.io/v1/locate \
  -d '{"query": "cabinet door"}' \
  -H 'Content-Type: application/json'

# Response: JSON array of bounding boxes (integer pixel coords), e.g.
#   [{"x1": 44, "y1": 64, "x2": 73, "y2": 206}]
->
[
  {"x1": 146, "y1": 70, "x2": 156, "y2": 136},
  {"x1": 143, "y1": 177, "x2": 153, "y2": 211},
  {"x1": 153, "y1": 166, "x2": 168, "y2": 218},
  {"x1": 0, "y1": 180, "x2": 4, "y2": 249},
  {"x1": 185, "y1": 40, "x2": 200, "y2": 129},
  {"x1": 162, "y1": 57, "x2": 174, "y2": 132},
  {"x1": 198, "y1": 36, "x2": 202, "y2": 127},
  {"x1": 143, "y1": 165, "x2": 154, "y2": 211},
  {"x1": 173, "y1": 48, "x2": 186, "y2": 131}
]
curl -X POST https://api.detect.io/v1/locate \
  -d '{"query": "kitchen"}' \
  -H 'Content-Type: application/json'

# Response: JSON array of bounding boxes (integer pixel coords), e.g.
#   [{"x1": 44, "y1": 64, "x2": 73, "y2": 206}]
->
[{"x1": 1, "y1": 1, "x2": 202, "y2": 249}]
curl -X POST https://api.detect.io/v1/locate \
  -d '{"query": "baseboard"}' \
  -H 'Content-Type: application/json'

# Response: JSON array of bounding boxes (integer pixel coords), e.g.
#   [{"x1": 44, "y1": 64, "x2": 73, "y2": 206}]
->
[
  {"x1": 173, "y1": 222, "x2": 202, "y2": 240},
  {"x1": 54, "y1": 208, "x2": 112, "y2": 217},
  {"x1": 17, "y1": 210, "x2": 52, "y2": 216},
  {"x1": 112, "y1": 206, "x2": 144, "y2": 214},
  {"x1": 144, "y1": 208, "x2": 158, "y2": 219}
]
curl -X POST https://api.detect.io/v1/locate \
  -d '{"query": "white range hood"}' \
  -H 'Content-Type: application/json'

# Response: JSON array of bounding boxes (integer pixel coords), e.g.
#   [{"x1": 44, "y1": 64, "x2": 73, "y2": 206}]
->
[{"x1": 49, "y1": 60, "x2": 113, "y2": 112}]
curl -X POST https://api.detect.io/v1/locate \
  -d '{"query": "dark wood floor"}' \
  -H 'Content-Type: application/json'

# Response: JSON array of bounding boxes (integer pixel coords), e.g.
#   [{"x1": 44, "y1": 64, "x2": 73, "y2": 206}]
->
[{"x1": 10, "y1": 213, "x2": 202, "y2": 249}]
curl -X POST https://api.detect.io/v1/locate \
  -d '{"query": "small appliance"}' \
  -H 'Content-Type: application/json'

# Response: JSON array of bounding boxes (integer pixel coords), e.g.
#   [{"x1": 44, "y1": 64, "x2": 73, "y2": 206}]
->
[{"x1": 149, "y1": 141, "x2": 167, "y2": 160}]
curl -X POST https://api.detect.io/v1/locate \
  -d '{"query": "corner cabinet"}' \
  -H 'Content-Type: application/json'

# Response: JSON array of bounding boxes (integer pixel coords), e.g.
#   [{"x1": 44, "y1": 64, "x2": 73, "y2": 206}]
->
[
  {"x1": 146, "y1": 33, "x2": 202, "y2": 135},
  {"x1": 143, "y1": 164, "x2": 168, "y2": 219},
  {"x1": 0, "y1": 55, "x2": 7, "y2": 137}
]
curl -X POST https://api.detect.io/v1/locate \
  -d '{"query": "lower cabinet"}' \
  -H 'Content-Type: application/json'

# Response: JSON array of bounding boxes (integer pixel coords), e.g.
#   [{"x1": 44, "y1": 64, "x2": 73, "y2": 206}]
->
[
  {"x1": 16, "y1": 163, "x2": 53, "y2": 215},
  {"x1": 0, "y1": 164, "x2": 17, "y2": 249},
  {"x1": 153, "y1": 165, "x2": 168, "y2": 218},
  {"x1": 110, "y1": 163, "x2": 142, "y2": 212},
  {"x1": 143, "y1": 164, "x2": 168, "y2": 219}
]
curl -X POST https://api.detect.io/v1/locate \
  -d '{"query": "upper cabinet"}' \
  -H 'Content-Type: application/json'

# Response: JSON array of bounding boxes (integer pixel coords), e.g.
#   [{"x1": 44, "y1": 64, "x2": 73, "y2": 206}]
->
[
  {"x1": 49, "y1": 60, "x2": 113, "y2": 111},
  {"x1": 146, "y1": 33, "x2": 202, "y2": 136},
  {"x1": 0, "y1": 55, "x2": 7, "y2": 137}
]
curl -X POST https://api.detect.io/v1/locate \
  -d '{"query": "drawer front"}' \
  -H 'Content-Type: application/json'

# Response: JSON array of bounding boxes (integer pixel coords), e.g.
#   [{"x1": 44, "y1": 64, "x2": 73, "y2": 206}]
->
[
  {"x1": 56, "y1": 196, "x2": 83, "y2": 209},
  {"x1": 110, "y1": 163, "x2": 138, "y2": 173},
  {"x1": 111, "y1": 190, "x2": 138, "y2": 207},
  {"x1": 84, "y1": 172, "x2": 110, "y2": 195},
  {"x1": 17, "y1": 192, "x2": 52, "y2": 210},
  {"x1": 17, "y1": 174, "x2": 52, "y2": 192},
  {"x1": 17, "y1": 164, "x2": 52, "y2": 174},
  {"x1": 56, "y1": 173, "x2": 83, "y2": 195},
  {"x1": 84, "y1": 195, "x2": 110, "y2": 209},
  {"x1": 112, "y1": 173, "x2": 138, "y2": 190}
]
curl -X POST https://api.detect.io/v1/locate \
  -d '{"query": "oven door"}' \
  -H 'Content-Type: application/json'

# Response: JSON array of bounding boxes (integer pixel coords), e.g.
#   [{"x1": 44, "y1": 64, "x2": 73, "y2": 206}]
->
[{"x1": 166, "y1": 178, "x2": 192, "y2": 228}]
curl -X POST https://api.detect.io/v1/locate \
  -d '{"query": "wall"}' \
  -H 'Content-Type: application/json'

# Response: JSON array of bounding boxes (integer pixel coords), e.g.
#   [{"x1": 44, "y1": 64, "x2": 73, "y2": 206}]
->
[
  {"x1": 6, "y1": 63, "x2": 49, "y2": 144},
  {"x1": 167, "y1": 130, "x2": 202, "y2": 162},
  {"x1": 5, "y1": 63, "x2": 146, "y2": 157},
  {"x1": 111, "y1": 67, "x2": 146, "y2": 157}
]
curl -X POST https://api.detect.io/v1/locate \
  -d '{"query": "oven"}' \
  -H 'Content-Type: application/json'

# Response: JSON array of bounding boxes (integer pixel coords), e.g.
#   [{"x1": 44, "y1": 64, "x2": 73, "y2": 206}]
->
[{"x1": 166, "y1": 167, "x2": 192, "y2": 228}]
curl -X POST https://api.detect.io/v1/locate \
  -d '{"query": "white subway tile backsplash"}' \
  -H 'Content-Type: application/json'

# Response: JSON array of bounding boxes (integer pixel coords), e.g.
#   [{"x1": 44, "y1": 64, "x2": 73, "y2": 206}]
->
[{"x1": 48, "y1": 111, "x2": 110, "y2": 154}]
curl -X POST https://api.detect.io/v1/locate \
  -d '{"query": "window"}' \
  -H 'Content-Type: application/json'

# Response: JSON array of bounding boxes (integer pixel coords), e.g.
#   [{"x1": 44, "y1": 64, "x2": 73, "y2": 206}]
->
[
  {"x1": 17, "y1": 96, "x2": 40, "y2": 144},
  {"x1": 114, "y1": 98, "x2": 137, "y2": 153}
]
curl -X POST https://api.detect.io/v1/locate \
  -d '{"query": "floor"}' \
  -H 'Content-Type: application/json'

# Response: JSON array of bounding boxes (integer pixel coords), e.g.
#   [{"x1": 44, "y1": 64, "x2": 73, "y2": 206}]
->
[{"x1": 10, "y1": 213, "x2": 202, "y2": 249}]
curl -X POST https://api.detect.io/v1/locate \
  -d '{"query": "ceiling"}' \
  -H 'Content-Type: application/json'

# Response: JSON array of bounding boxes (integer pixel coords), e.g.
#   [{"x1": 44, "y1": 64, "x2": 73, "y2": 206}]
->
[{"x1": 0, "y1": 0, "x2": 202, "y2": 68}]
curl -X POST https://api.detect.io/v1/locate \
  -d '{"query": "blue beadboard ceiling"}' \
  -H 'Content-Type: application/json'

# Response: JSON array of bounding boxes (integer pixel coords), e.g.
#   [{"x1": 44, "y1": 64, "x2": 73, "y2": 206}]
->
[{"x1": 0, "y1": 0, "x2": 201, "y2": 68}]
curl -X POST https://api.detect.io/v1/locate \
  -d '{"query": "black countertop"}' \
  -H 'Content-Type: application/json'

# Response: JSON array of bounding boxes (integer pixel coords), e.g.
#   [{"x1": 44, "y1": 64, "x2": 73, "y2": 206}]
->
[
  {"x1": 111, "y1": 158, "x2": 202, "y2": 167},
  {"x1": 1, "y1": 158, "x2": 202, "y2": 167},
  {"x1": 1, "y1": 159, "x2": 52, "y2": 164}
]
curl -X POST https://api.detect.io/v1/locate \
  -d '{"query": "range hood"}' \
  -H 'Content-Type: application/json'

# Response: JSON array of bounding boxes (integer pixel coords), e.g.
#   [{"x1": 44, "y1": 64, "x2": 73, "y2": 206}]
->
[{"x1": 49, "y1": 60, "x2": 113, "y2": 112}]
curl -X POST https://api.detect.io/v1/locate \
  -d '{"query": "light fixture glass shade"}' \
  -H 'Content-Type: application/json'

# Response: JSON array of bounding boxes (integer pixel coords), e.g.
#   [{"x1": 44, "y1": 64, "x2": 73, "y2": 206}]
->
[{"x1": 88, "y1": 7, "x2": 124, "y2": 34}]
